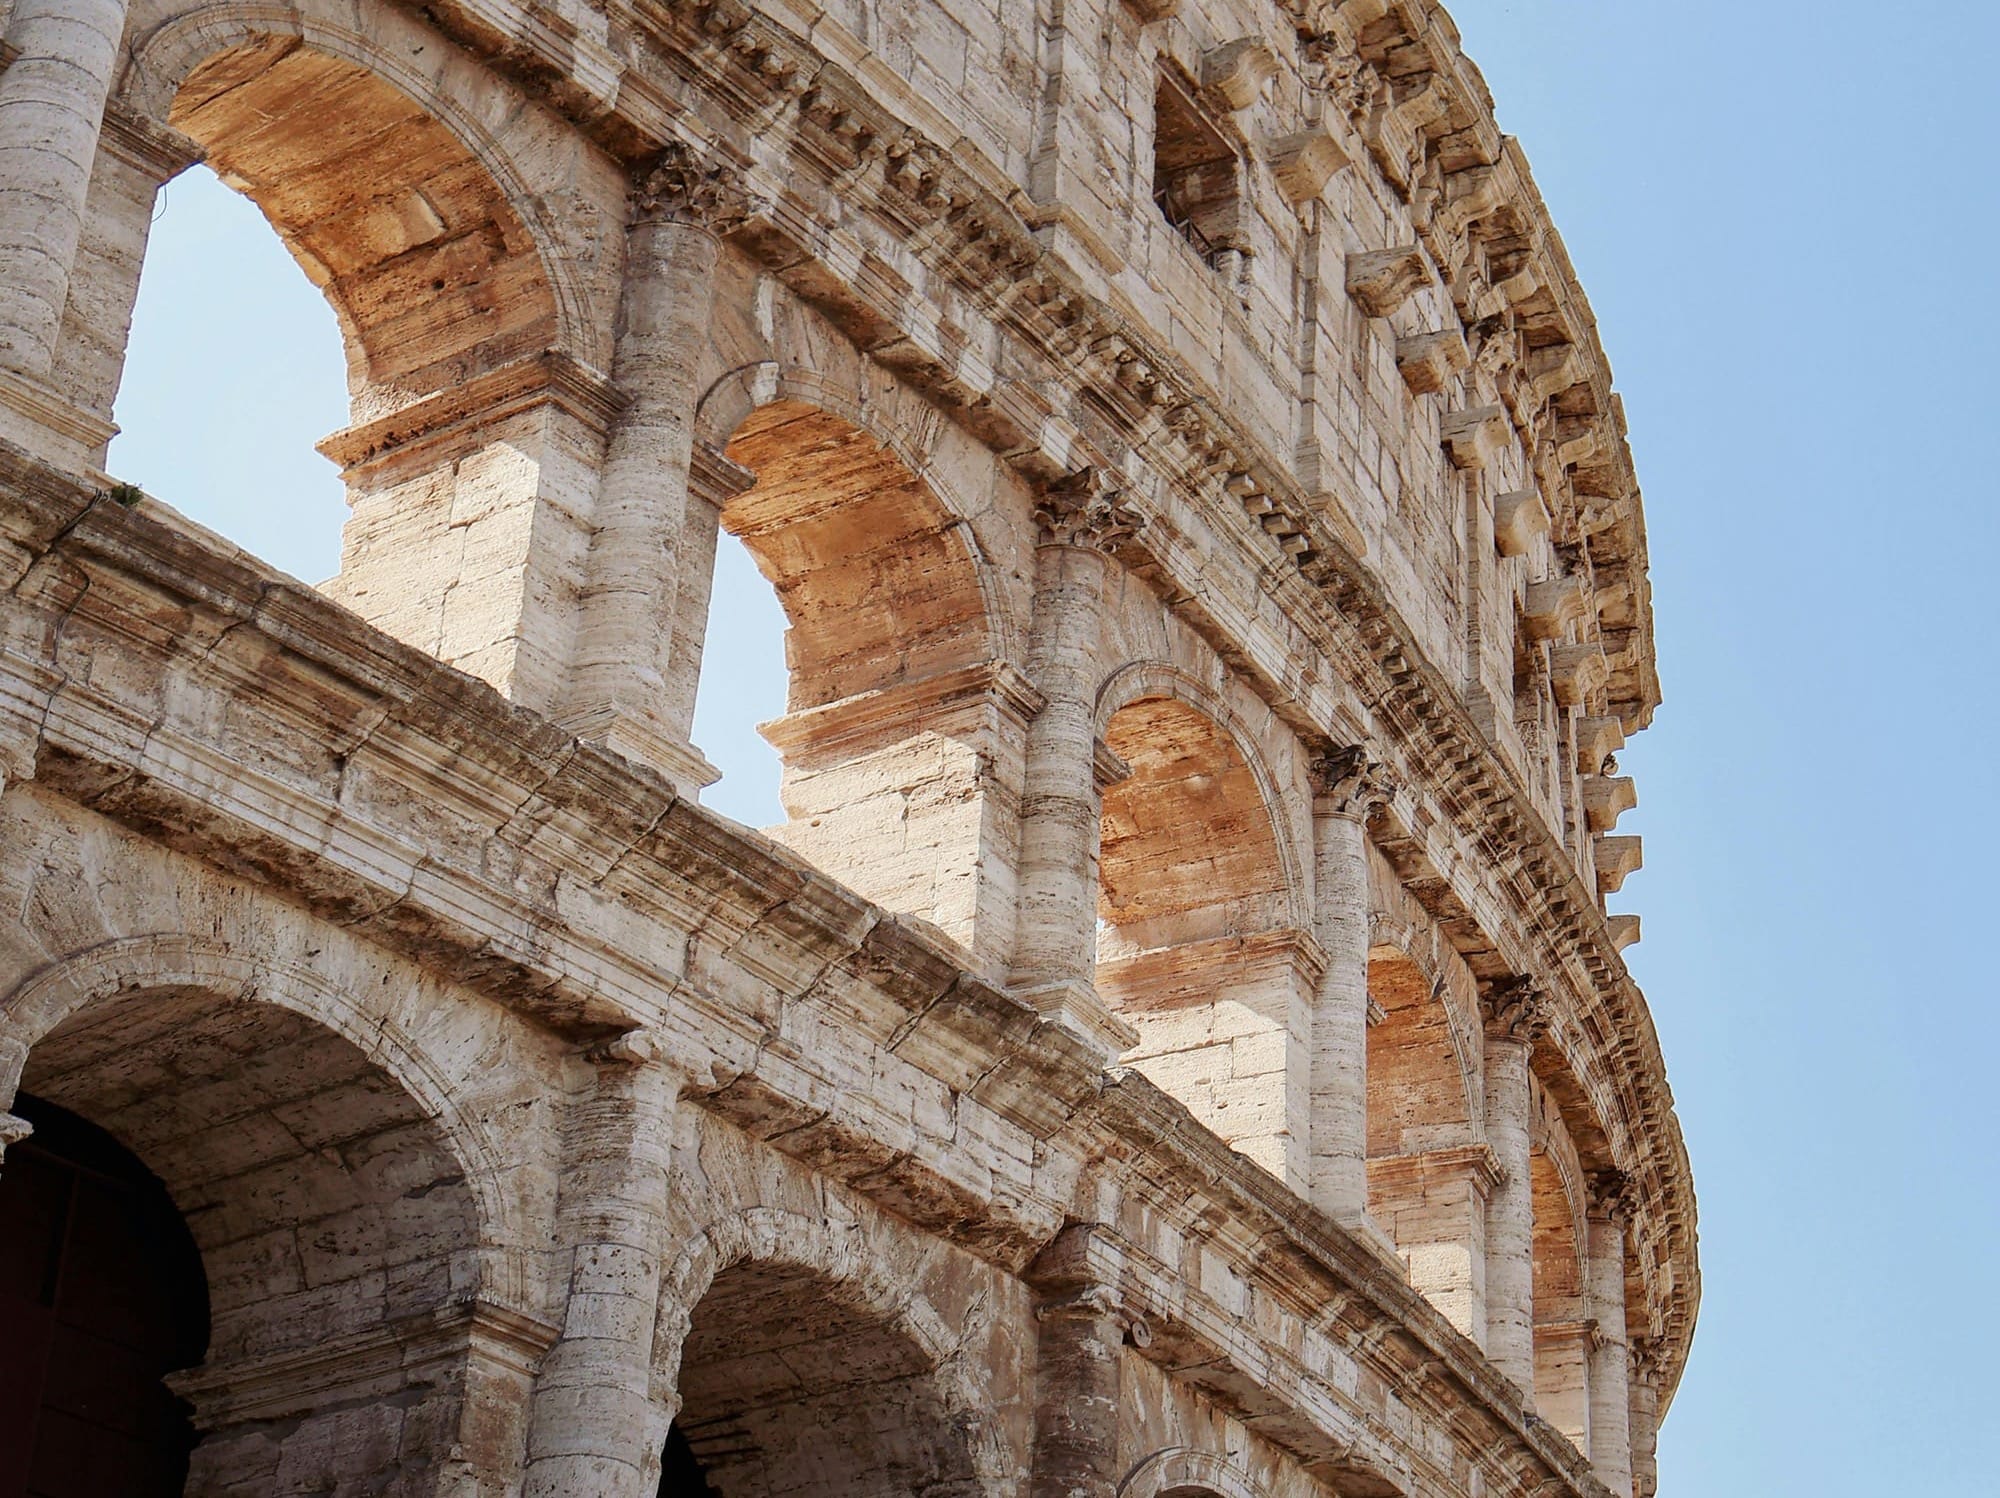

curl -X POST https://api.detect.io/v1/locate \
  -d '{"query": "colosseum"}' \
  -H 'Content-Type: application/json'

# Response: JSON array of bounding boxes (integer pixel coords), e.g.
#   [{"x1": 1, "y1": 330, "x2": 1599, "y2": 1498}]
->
[{"x1": 0, "y1": 0, "x2": 1696, "y2": 1493}]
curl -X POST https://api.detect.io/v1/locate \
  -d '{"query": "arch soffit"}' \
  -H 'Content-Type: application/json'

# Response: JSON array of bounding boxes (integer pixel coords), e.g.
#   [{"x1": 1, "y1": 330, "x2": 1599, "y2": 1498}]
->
[
  {"x1": 0, "y1": 932, "x2": 533, "y2": 1310},
  {"x1": 1093, "y1": 660, "x2": 1309, "y2": 932},
  {"x1": 651, "y1": 1203, "x2": 1004, "y2": 1473},
  {"x1": 1365, "y1": 911, "x2": 1482, "y2": 1122},
  {"x1": 694, "y1": 359, "x2": 1021, "y2": 666},
  {"x1": 1118, "y1": 1447, "x2": 1272, "y2": 1498},
  {"x1": 114, "y1": 0, "x2": 596, "y2": 359},
  {"x1": 1531, "y1": 1078, "x2": 1590, "y2": 1252}
]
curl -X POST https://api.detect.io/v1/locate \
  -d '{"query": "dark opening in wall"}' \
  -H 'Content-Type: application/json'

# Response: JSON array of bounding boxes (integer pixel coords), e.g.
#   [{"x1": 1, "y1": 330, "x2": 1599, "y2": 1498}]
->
[{"x1": 1152, "y1": 70, "x2": 1242, "y2": 271}]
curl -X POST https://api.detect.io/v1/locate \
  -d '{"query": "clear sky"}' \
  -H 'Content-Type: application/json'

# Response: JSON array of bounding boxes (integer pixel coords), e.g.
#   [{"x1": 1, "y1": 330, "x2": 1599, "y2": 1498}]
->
[{"x1": 105, "y1": 3, "x2": 1997, "y2": 1492}]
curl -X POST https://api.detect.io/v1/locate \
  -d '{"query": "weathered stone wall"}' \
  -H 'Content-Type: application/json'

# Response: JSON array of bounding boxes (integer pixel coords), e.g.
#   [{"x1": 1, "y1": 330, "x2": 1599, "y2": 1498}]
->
[{"x1": 0, "y1": 0, "x2": 1694, "y2": 1494}]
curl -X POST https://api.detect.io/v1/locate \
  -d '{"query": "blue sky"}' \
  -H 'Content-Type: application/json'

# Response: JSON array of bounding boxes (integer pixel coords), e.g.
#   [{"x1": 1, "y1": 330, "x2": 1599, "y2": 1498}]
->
[{"x1": 106, "y1": 3, "x2": 1997, "y2": 1492}]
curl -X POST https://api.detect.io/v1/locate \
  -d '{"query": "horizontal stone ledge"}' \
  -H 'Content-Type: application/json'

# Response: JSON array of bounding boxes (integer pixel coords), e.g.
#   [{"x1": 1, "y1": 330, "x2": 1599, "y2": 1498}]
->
[
  {"x1": 1365, "y1": 1142, "x2": 1504, "y2": 1196},
  {"x1": 316, "y1": 350, "x2": 626, "y2": 474},
  {"x1": 1096, "y1": 926, "x2": 1330, "y2": 1010},
  {"x1": 756, "y1": 660, "x2": 1046, "y2": 762}
]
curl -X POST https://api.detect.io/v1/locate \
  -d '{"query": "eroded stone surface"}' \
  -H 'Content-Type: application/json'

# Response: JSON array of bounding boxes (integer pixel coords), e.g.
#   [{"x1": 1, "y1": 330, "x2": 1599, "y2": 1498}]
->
[{"x1": 0, "y1": 1, "x2": 1694, "y2": 1495}]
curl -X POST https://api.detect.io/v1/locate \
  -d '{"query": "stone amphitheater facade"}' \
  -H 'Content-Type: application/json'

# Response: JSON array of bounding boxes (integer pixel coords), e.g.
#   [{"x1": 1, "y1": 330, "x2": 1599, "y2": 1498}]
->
[{"x1": 0, "y1": 0, "x2": 1697, "y2": 1495}]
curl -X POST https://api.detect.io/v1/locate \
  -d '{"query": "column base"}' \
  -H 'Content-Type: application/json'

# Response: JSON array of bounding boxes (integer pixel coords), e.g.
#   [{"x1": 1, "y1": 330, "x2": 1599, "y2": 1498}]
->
[
  {"x1": 1013, "y1": 977, "x2": 1139, "y2": 1059},
  {"x1": 0, "y1": 368, "x2": 116, "y2": 476},
  {"x1": 561, "y1": 704, "x2": 721, "y2": 798}
]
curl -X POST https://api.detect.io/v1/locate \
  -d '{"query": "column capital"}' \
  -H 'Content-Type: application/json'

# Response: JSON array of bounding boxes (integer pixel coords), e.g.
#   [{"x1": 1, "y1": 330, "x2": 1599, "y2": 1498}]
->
[
  {"x1": 1587, "y1": 1165, "x2": 1638, "y2": 1223},
  {"x1": 1033, "y1": 466, "x2": 1144, "y2": 552},
  {"x1": 1026, "y1": 1222, "x2": 1149, "y2": 1341},
  {"x1": 1478, "y1": 974, "x2": 1549, "y2": 1043},
  {"x1": 628, "y1": 140, "x2": 754, "y2": 232},
  {"x1": 1628, "y1": 1335, "x2": 1668, "y2": 1388},
  {"x1": 1308, "y1": 744, "x2": 1395, "y2": 819}
]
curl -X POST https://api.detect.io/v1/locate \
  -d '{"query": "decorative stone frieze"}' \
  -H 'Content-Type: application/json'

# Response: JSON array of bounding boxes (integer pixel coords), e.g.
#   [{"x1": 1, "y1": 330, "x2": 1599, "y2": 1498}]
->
[
  {"x1": 1480, "y1": 975, "x2": 1551, "y2": 1045},
  {"x1": 627, "y1": 140, "x2": 755, "y2": 232},
  {"x1": 1309, "y1": 744, "x2": 1397, "y2": 821}
]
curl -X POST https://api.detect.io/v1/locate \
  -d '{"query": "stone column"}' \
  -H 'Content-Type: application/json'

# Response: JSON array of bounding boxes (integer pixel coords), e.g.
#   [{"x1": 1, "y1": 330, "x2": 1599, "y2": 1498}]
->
[
  {"x1": 523, "y1": 1034, "x2": 682, "y2": 1498},
  {"x1": 655, "y1": 442, "x2": 755, "y2": 764},
  {"x1": 1307, "y1": 745, "x2": 1392, "y2": 1226},
  {"x1": 1027, "y1": 1223, "x2": 1130, "y2": 1498},
  {"x1": 1480, "y1": 975, "x2": 1546, "y2": 1400},
  {"x1": 1009, "y1": 467, "x2": 1142, "y2": 1058},
  {"x1": 557, "y1": 143, "x2": 749, "y2": 794},
  {"x1": 0, "y1": 0, "x2": 125, "y2": 379},
  {"x1": 1586, "y1": 1168, "x2": 1637, "y2": 1495},
  {"x1": 0, "y1": 0, "x2": 128, "y2": 468},
  {"x1": 1628, "y1": 1337, "x2": 1664, "y2": 1498}
]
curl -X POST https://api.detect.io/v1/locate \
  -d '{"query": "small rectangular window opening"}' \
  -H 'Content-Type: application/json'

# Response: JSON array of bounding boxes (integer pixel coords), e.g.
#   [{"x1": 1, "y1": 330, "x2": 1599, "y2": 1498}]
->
[{"x1": 1152, "y1": 72, "x2": 1242, "y2": 274}]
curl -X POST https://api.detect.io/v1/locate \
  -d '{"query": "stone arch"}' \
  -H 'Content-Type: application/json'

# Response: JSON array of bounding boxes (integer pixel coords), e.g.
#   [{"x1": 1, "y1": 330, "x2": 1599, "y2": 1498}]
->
[
  {"x1": 1093, "y1": 666, "x2": 1317, "y2": 1190},
  {"x1": 1117, "y1": 1447, "x2": 1272, "y2": 1498},
  {"x1": 0, "y1": 933, "x2": 536, "y2": 1492},
  {"x1": 117, "y1": 0, "x2": 594, "y2": 363},
  {"x1": 0, "y1": 933, "x2": 528, "y2": 1301},
  {"x1": 686, "y1": 361, "x2": 1023, "y2": 967},
  {"x1": 1364, "y1": 905, "x2": 1483, "y2": 1118},
  {"x1": 1093, "y1": 661, "x2": 1309, "y2": 930},
  {"x1": 652, "y1": 1205, "x2": 1006, "y2": 1497},
  {"x1": 1363, "y1": 940, "x2": 1477, "y2": 1158},
  {"x1": 693, "y1": 359, "x2": 1020, "y2": 672},
  {"x1": 88, "y1": 1, "x2": 616, "y2": 714}
]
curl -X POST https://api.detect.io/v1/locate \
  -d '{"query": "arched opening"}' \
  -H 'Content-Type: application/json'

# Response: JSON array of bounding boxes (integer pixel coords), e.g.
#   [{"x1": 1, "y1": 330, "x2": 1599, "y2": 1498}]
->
[
  {"x1": 108, "y1": 164, "x2": 348, "y2": 584},
  {"x1": 688, "y1": 527, "x2": 788, "y2": 828},
  {"x1": 668, "y1": 1258, "x2": 981, "y2": 1497},
  {"x1": 694, "y1": 400, "x2": 1010, "y2": 960},
  {"x1": 1363, "y1": 947, "x2": 1487, "y2": 1341},
  {"x1": 0, "y1": 1094, "x2": 208, "y2": 1497},
  {"x1": 1096, "y1": 694, "x2": 1311, "y2": 1187},
  {"x1": 1532, "y1": 1147, "x2": 1592, "y2": 1454},
  {"x1": 6, "y1": 980, "x2": 491, "y2": 1493},
  {"x1": 97, "y1": 33, "x2": 580, "y2": 710}
]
